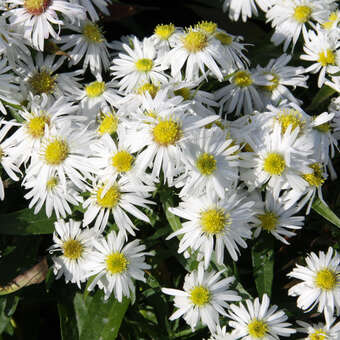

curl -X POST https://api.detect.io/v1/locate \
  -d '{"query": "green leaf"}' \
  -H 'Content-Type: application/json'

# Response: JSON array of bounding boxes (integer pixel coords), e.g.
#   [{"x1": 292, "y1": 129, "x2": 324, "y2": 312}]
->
[
  {"x1": 307, "y1": 85, "x2": 336, "y2": 111},
  {"x1": 312, "y1": 198, "x2": 340, "y2": 228},
  {"x1": 0, "y1": 298, "x2": 11, "y2": 334},
  {"x1": 74, "y1": 290, "x2": 129, "y2": 340},
  {"x1": 251, "y1": 235, "x2": 275, "y2": 297},
  {"x1": 58, "y1": 301, "x2": 79, "y2": 340},
  {"x1": 0, "y1": 208, "x2": 56, "y2": 235}
]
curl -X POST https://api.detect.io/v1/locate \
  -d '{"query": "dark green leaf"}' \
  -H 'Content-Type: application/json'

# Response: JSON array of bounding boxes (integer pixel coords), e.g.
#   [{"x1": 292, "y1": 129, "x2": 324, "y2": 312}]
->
[
  {"x1": 251, "y1": 235, "x2": 274, "y2": 297},
  {"x1": 307, "y1": 85, "x2": 336, "y2": 111},
  {"x1": 0, "y1": 209, "x2": 56, "y2": 235},
  {"x1": 0, "y1": 297, "x2": 10, "y2": 334},
  {"x1": 312, "y1": 198, "x2": 340, "y2": 228},
  {"x1": 58, "y1": 301, "x2": 79, "y2": 340}
]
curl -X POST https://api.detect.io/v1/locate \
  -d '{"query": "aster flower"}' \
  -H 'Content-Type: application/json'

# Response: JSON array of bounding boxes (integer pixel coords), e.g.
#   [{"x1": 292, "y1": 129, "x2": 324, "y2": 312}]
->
[
  {"x1": 70, "y1": 0, "x2": 110, "y2": 22},
  {"x1": 162, "y1": 264, "x2": 241, "y2": 332},
  {"x1": 150, "y1": 23, "x2": 178, "y2": 57},
  {"x1": 48, "y1": 219, "x2": 97, "y2": 288},
  {"x1": 86, "y1": 231, "x2": 152, "y2": 301},
  {"x1": 228, "y1": 294, "x2": 296, "y2": 340},
  {"x1": 287, "y1": 247, "x2": 340, "y2": 322},
  {"x1": 296, "y1": 318, "x2": 340, "y2": 340},
  {"x1": 208, "y1": 326, "x2": 238, "y2": 340}
]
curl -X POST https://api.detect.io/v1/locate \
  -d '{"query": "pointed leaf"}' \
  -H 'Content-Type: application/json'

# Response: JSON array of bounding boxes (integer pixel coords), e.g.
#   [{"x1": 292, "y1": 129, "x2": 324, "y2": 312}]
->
[{"x1": 312, "y1": 198, "x2": 340, "y2": 228}]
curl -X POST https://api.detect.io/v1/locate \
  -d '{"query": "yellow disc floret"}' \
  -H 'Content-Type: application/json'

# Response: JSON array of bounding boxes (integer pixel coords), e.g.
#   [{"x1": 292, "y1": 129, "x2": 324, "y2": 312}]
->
[
  {"x1": 46, "y1": 176, "x2": 58, "y2": 191},
  {"x1": 24, "y1": 0, "x2": 50, "y2": 15},
  {"x1": 183, "y1": 29, "x2": 208, "y2": 53},
  {"x1": 135, "y1": 58, "x2": 153, "y2": 72},
  {"x1": 248, "y1": 319, "x2": 268, "y2": 338},
  {"x1": 62, "y1": 239, "x2": 84, "y2": 260},
  {"x1": 29, "y1": 70, "x2": 56, "y2": 95},
  {"x1": 196, "y1": 152, "x2": 217, "y2": 176},
  {"x1": 310, "y1": 329, "x2": 327, "y2": 340},
  {"x1": 44, "y1": 139, "x2": 69, "y2": 165},
  {"x1": 82, "y1": 22, "x2": 104, "y2": 43},
  {"x1": 97, "y1": 112, "x2": 118, "y2": 136},
  {"x1": 196, "y1": 21, "x2": 217, "y2": 35},
  {"x1": 215, "y1": 32, "x2": 233, "y2": 45},
  {"x1": 200, "y1": 208, "x2": 230, "y2": 235},
  {"x1": 189, "y1": 286, "x2": 211, "y2": 306},
  {"x1": 112, "y1": 150, "x2": 134, "y2": 173},
  {"x1": 96, "y1": 185, "x2": 121, "y2": 209},
  {"x1": 152, "y1": 118, "x2": 181, "y2": 146},
  {"x1": 154, "y1": 23, "x2": 175, "y2": 40},
  {"x1": 27, "y1": 115, "x2": 50, "y2": 139},
  {"x1": 263, "y1": 72, "x2": 280, "y2": 92},
  {"x1": 85, "y1": 81, "x2": 105, "y2": 98},
  {"x1": 293, "y1": 5, "x2": 312, "y2": 23},
  {"x1": 106, "y1": 252, "x2": 129, "y2": 274},
  {"x1": 233, "y1": 71, "x2": 253, "y2": 88},
  {"x1": 276, "y1": 109, "x2": 305, "y2": 134},
  {"x1": 263, "y1": 153, "x2": 286, "y2": 176},
  {"x1": 257, "y1": 212, "x2": 278, "y2": 231},
  {"x1": 318, "y1": 49, "x2": 336, "y2": 67},
  {"x1": 302, "y1": 163, "x2": 325, "y2": 187},
  {"x1": 315, "y1": 269, "x2": 337, "y2": 290},
  {"x1": 137, "y1": 83, "x2": 159, "y2": 98},
  {"x1": 323, "y1": 12, "x2": 338, "y2": 30}
]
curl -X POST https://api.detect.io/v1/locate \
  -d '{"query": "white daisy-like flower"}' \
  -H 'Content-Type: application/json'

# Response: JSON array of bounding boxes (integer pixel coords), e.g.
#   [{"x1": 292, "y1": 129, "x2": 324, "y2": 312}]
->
[
  {"x1": 296, "y1": 318, "x2": 340, "y2": 340},
  {"x1": 300, "y1": 29, "x2": 340, "y2": 88},
  {"x1": 208, "y1": 326, "x2": 237, "y2": 340},
  {"x1": 256, "y1": 54, "x2": 308, "y2": 106},
  {"x1": 24, "y1": 173, "x2": 83, "y2": 218},
  {"x1": 111, "y1": 36, "x2": 168, "y2": 92},
  {"x1": 215, "y1": 68, "x2": 269, "y2": 116},
  {"x1": 319, "y1": 10, "x2": 340, "y2": 31},
  {"x1": 175, "y1": 127, "x2": 239, "y2": 199},
  {"x1": 150, "y1": 23, "x2": 178, "y2": 58},
  {"x1": 162, "y1": 264, "x2": 241, "y2": 332},
  {"x1": 266, "y1": 0, "x2": 330, "y2": 51},
  {"x1": 168, "y1": 189, "x2": 254, "y2": 267},
  {"x1": 252, "y1": 191, "x2": 304, "y2": 244},
  {"x1": 70, "y1": 0, "x2": 110, "y2": 21},
  {"x1": 163, "y1": 25, "x2": 226, "y2": 81},
  {"x1": 48, "y1": 219, "x2": 97, "y2": 288},
  {"x1": 82, "y1": 177, "x2": 154, "y2": 235},
  {"x1": 228, "y1": 294, "x2": 296, "y2": 340},
  {"x1": 86, "y1": 230, "x2": 152, "y2": 301},
  {"x1": 4, "y1": 0, "x2": 85, "y2": 51},
  {"x1": 0, "y1": 121, "x2": 21, "y2": 200},
  {"x1": 59, "y1": 20, "x2": 111, "y2": 75},
  {"x1": 287, "y1": 247, "x2": 340, "y2": 322}
]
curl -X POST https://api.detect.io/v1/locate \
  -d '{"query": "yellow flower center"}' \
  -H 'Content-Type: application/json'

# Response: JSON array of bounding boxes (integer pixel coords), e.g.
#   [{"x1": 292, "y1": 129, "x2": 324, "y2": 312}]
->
[
  {"x1": 27, "y1": 115, "x2": 50, "y2": 139},
  {"x1": 135, "y1": 58, "x2": 153, "y2": 72},
  {"x1": 196, "y1": 152, "x2": 217, "y2": 176},
  {"x1": 154, "y1": 23, "x2": 175, "y2": 40},
  {"x1": 263, "y1": 72, "x2": 280, "y2": 92},
  {"x1": 315, "y1": 269, "x2": 337, "y2": 290},
  {"x1": 24, "y1": 0, "x2": 50, "y2": 15},
  {"x1": 46, "y1": 176, "x2": 58, "y2": 190},
  {"x1": 137, "y1": 83, "x2": 159, "y2": 98},
  {"x1": 189, "y1": 286, "x2": 211, "y2": 306},
  {"x1": 85, "y1": 81, "x2": 105, "y2": 98},
  {"x1": 174, "y1": 87, "x2": 191, "y2": 100},
  {"x1": 314, "y1": 122, "x2": 331, "y2": 133},
  {"x1": 196, "y1": 21, "x2": 217, "y2": 35},
  {"x1": 302, "y1": 163, "x2": 325, "y2": 187},
  {"x1": 248, "y1": 319, "x2": 268, "y2": 338},
  {"x1": 215, "y1": 32, "x2": 233, "y2": 45},
  {"x1": 293, "y1": 5, "x2": 312, "y2": 23},
  {"x1": 29, "y1": 70, "x2": 56, "y2": 95},
  {"x1": 318, "y1": 49, "x2": 336, "y2": 67},
  {"x1": 152, "y1": 118, "x2": 181, "y2": 146},
  {"x1": 97, "y1": 112, "x2": 118, "y2": 136},
  {"x1": 257, "y1": 212, "x2": 278, "y2": 231},
  {"x1": 111, "y1": 150, "x2": 134, "y2": 173},
  {"x1": 96, "y1": 185, "x2": 121, "y2": 209},
  {"x1": 82, "y1": 22, "x2": 103, "y2": 43},
  {"x1": 310, "y1": 329, "x2": 327, "y2": 340},
  {"x1": 106, "y1": 252, "x2": 128, "y2": 274},
  {"x1": 62, "y1": 239, "x2": 84, "y2": 260},
  {"x1": 200, "y1": 208, "x2": 230, "y2": 235},
  {"x1": 44, "y1": 139, "x2": 69, "y2": 165},
  {"x1": 323, "y1": 12, "x2": 338, "y2": 30},
  {"x1": 276, "y1": 109, "x2": 305, "y2": 134},
  {"x1": 263, "y1": 153, "x2": 286, "y2": 176},
  {"x1": 233, "y1": 71, "x2": 253, "y2": 88},
  {"x1": 183, "y1": 30, "x2": 208, "y2": 53}
]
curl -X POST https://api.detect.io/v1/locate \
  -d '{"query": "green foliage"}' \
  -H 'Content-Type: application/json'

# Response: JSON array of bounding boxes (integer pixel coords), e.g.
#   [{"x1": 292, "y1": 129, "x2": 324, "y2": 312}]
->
[{"x1": 312, "y1": 198, "x2": 340, "y2": 228}]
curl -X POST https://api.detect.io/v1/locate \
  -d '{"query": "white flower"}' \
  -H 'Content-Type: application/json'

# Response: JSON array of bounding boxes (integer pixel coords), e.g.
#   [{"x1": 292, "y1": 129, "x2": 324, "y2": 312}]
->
[
  {"x1": 48, "y1": 219, "x2": 97, "y2": 288},
  {"x1": 70, "y1": 0, "x2": 110, "y2": 21},
  {"x1": 287, "y1": 247, "x2": 340, "y2": 322},
  {"x1": 209, "y1": 326, "x2": 238, "y2": 340},
  {"x1": 168, "y1": 189, "x2": 254, "y2": 267},
  {"x1": 222, "y1": 0, "x2": 258, "y2": 22},
  {"x1": 87, "y1": 231, "x2": 152, "y2": 301},
  {"x1": 162, "y1": 264, "x2": 241, "y2": 332},
  {"x1": 150, "y1": 23, "x2": 178, "y2": 58},
  {"x1": 228, "y1": 294, "x2": 296, "y2": 340},
  {"x1": 4, "y1": 0, "x2": 85, "y2": 51},
  {"x1": 296, "y1": 318, "x2": 340, "y2": 340}
]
